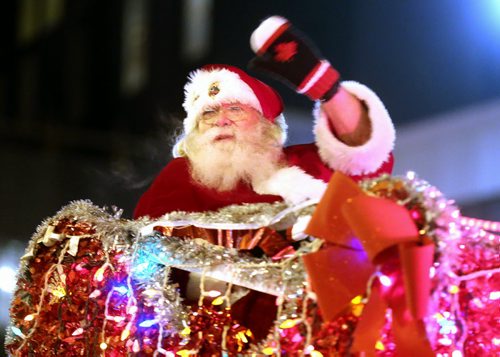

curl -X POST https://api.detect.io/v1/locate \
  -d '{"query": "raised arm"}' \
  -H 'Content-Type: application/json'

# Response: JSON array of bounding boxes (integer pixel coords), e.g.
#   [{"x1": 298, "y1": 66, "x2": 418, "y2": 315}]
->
[{"x1": 250, "y1": 16, "x2": 395, "y2": 175}]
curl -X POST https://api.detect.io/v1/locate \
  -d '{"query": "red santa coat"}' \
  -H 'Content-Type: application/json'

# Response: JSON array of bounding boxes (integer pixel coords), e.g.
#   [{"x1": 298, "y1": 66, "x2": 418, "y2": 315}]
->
[{"x1": 134, "y1": 143, "x2": 394, "y2": 219}]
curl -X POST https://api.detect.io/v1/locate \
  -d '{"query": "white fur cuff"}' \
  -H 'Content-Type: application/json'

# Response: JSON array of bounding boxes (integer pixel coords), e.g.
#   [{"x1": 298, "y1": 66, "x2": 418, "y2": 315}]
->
[
  {"x1": 250, "y1": 16, "x2": 288, "y2": 53},
  {"x1": 253, "y1": 166, "x2": 327, "y2": 205},
  {"x1": 314, "y1": 81, "x2": 396, "y2": 175}
]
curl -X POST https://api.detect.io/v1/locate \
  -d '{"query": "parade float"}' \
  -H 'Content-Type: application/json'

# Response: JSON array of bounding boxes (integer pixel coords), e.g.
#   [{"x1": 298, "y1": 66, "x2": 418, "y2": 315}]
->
[{"x1": 5, "y1": 172, "x2": 499, "y2": 356}]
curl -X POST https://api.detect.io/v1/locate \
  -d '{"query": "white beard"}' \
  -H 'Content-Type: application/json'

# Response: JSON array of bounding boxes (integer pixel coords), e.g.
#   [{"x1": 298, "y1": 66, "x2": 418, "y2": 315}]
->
[{"x1": 184, "y1": 121, "x2": 285, "y2": 192}]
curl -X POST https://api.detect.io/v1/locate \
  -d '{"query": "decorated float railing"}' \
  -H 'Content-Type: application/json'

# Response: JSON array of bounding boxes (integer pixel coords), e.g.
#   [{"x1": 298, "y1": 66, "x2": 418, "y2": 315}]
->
[{"x1": 5, "y1": 173, "x2": 499, "y2": 356}]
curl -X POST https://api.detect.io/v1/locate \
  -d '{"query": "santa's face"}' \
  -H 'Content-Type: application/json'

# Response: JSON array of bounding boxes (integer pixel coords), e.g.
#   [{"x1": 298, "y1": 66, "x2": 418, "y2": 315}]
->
[
  {"x1": 184, "y1": 102, "x2": 285, "y2": 191},
  {"x1": 196, "y1": 102, "x2": 262, "y2": 145}
]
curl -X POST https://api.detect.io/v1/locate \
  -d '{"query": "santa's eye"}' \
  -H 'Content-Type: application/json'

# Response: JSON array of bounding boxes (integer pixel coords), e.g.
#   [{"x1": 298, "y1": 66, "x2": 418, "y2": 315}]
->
[
  {"x1": 202, "y1": 108, "x2": 217, "y2": 117},
  {"x1": 228, "y1": 106, "x2": 242, "y2": 112}
]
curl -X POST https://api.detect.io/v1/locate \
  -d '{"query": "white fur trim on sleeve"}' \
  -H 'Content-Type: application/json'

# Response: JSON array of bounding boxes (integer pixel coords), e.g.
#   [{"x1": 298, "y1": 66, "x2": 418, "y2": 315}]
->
[
  {"x1": 253, "y1": 166, "x2": 327, "y2": 205},
  {"x1": 313, "y1": 81, "x2": 396, "y2": 175}
]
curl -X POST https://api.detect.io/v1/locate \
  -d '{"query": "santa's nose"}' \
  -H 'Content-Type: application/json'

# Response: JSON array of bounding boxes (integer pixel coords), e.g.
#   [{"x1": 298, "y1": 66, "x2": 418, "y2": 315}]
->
[{"x1": 214, "y1": 114, "x2": 233, "y2": 127}]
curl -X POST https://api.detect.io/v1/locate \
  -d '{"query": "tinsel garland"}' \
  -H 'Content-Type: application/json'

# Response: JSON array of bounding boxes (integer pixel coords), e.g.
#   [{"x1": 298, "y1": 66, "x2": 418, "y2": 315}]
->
[
  {"x1": 139, "y1": 200, "x2": 317, "y2": 232},
  {"x1": 5, "y1": 173, "x2": 500, "y2": 356}
]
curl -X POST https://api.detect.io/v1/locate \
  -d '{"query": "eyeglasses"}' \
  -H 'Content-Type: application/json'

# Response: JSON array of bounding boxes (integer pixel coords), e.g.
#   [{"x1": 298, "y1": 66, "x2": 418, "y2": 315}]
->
[{"x1": 199, "y1": 104, "x2": 251, "y2": 125}]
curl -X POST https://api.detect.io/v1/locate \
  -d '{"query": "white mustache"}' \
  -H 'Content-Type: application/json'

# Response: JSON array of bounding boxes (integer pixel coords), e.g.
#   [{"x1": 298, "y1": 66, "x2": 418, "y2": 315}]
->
[{"x1": 203, "y1": 128, "x2": 236, "y2": 141}]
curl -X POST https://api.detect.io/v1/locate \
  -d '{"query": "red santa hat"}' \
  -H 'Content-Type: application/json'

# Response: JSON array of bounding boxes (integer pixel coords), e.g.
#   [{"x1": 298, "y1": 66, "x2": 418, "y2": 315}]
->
[{"x1": 177, "y1": 65, "x2": 288, "y2": 153}]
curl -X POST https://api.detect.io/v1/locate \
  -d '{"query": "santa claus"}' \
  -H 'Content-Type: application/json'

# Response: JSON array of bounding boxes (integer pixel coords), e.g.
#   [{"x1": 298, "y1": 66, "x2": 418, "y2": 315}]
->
[
  {"x1": 134, "y1": 16, "x2": 395, "y2": 219},
  {"x1": 133, "y1": 16, "x2": 396, "y2": 342}
]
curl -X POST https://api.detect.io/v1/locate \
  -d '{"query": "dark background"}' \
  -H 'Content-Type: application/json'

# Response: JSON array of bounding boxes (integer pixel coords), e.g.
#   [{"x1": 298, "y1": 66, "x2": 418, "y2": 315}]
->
[{"x1": 1, "y1": 1, "x2": 500, "y2": 353}]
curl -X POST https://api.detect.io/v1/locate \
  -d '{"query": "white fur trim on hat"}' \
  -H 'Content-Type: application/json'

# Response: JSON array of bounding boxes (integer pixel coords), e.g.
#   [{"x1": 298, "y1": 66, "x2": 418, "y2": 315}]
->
[
  {"x1": 250, "y1": 16, "x2": 288, "y2": 53},
  {"x1": 183, "y1": 68, "x2": 263, "y2": 134},
  {"x1": 314, "y1": 81, "x2": 396, "y2": 175},
  {"x1": 253, "y1": 166, "x2": 327, "y2": 205}
]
